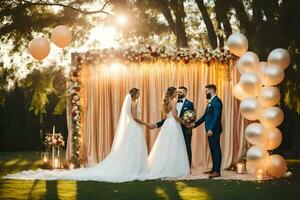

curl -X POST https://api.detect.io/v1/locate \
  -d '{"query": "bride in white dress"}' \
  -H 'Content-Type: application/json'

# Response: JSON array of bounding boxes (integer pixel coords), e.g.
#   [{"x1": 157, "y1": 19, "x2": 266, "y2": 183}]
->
[
  {"x1": 3, "y1": 88, "x2": 149, "y2": 182},
  {"x1": 147, "y1": 86, "x2": 190, "y2": 179}
]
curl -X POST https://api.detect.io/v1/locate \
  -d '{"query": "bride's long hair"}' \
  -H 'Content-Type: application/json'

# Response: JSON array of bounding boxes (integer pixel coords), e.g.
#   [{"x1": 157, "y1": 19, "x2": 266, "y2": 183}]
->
[{"x1": 162, "y1": 86, "x2": 177, "y2": 114}]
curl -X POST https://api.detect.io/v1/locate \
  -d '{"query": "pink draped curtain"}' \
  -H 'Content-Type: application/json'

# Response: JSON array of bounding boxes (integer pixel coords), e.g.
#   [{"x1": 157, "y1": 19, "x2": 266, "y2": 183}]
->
[{"x1": 66, "y1": 60, "x2": 248, "y2": 173}]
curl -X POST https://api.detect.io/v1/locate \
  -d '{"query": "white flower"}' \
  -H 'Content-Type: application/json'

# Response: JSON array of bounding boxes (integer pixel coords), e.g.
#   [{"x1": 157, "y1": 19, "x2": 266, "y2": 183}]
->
[
  {"x1": 71, "y1": 66, "x2": 77, "y2": 72},
  {"x1": 176, "y1": 56, "x2": 181, "y2": 61},
  {"x1": 73, "y1": 95, "x2": 79, "y2": 100}
]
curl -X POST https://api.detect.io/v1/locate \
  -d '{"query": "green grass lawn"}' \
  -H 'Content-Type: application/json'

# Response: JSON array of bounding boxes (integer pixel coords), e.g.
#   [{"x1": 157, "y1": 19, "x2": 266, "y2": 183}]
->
[{"x1": 0, "y1": 151, "x2": 299, "y2": 200}]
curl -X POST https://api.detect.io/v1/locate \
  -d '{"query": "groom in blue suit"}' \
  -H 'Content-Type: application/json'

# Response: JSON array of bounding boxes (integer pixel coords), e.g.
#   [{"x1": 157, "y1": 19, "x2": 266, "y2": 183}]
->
[
  {"x1": 149, "y1": 86, "x2": 195, "y2": 167},
  {"x1": 189, "y1": 84, "x2": 223, "y2": 178}
]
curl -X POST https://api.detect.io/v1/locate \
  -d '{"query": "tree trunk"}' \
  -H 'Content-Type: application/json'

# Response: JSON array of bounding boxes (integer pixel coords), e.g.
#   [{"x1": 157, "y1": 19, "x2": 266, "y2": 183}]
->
[
  {"x1": 230, "y1": 0, "x2": 252, "y2": 38},
  {"x1": 215, "y1": 0, "x2": 232, "y2": 40},
  {"x1": 155, "y1": 0, "x2": 188, "y2": 47},
  {"x1": 195, "y1": 0, "x2": 218, "y2": 49},
  {"x1": 170, "y1": 0, "x2": 188, "y2": 47}
]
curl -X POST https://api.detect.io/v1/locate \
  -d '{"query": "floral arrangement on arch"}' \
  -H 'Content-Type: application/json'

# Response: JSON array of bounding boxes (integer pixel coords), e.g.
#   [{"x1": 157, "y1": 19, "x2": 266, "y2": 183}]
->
[
  {"x1": 45, "y1": 133, "x2": 65, "y2": 147},
  {"x1": 75, "y1": 46, "x2": 235, "y2": 64}
]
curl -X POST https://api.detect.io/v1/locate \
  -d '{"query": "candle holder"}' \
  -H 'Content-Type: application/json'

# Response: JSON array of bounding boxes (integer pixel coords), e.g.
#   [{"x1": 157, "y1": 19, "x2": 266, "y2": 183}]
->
[
  {"x1": 69, "y1": 162, "x2": 75, "y2": 170},
  {"x1": 41, "y1": 152, "x2": 51, "y2": 169},
  {"x1": 51, "y1": 146, "x2": 62, "y2": 169},
  {"x1": 236, "y1": 162, "x2": 246, "y2": 174},
  {"x1": 52, "y1": 156, "x2": 61, "y2": 169}
]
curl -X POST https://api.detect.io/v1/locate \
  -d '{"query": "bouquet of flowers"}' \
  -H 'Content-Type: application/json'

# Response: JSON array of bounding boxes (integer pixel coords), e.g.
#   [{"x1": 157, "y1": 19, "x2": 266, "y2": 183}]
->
[
  {"x1": 182, "y1": 110, "x2": 197, "y2": 125},
  {"x1": 45, "y1": 133, "x2": 65, "y2": 147}
]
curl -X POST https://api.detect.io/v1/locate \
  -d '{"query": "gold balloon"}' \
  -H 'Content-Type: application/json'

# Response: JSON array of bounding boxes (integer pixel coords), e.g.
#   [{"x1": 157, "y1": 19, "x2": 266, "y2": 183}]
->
[
  {"x1": 245, "y1": 123, "x2": 266, "y2": 147},
  {"x1": 265, "y1": 128, "x2": 282, "y2": 150},
  {"x1": 28, "y1": 37, "x2": 50, "y2": 61},
  {"x1": 236, "y1": 51, "x2": 260, "y2": 74},
  {"x1": 240, "y1": 72, "x2": 262, "y2": 96},
  {"x1": 267, "y1": 154, "x2": 287, "y2": 178},
  {"x1": 233, "y1": 83, "x2": 251, "y2": 100},
  {"x1": 261, "y1": 65, "x2": 285, "y2": 86},
  {"x1": 227, "y1": 33, "x2": 248, "y2": 57},
  {"x1": 246, "y1": 146, "x2": 269, "y2": 169},
  {"x1": 51, "y1": 25, "x2": 72, "y2": 48},
  {"x1": 258, "y1": 86, "x2": 281, "y2": 107},
  {"x1": 240, "y1": 97, "x2": 261, "y2": 120},
  {"x1": 259, "y1": 107, "x2": 284, "y2": 128},
  {"x1": 267, "y1": 48, "x2": 291, "y2": 70}
]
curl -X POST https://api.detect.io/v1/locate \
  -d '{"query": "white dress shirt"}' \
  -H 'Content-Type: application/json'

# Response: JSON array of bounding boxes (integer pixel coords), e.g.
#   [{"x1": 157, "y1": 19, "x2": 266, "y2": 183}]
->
[{"x1": 176, "y1": 98, "x2": 186, "y2": 116}]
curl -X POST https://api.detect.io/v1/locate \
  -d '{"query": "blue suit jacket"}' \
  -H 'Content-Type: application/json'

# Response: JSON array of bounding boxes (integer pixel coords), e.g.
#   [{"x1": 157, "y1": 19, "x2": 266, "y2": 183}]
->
[
  {"x1": 156, "y1": 99, "x2": 194, "y2": 133},
  {"x1": 194, "y1": 96, "x2": 223, "y2": 134}
]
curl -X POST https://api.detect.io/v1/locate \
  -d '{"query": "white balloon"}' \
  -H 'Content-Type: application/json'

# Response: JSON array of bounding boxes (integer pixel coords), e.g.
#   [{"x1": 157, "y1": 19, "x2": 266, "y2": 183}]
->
[
  {"x1": 246, "y1": 146, "x2": 269, "y2": 169},
  {"x1": 236, "y1": 51, "x2": 260, "y2": 74},
  {"x1": 268, "y1": 48, "x2": 291, "y2": 70},
  {"x1": 261, "y1": 65, "x2": 285, "y2": 86},
  {"x1": 233, "y1": 83, "x2": 251, "y2": 100},
  {"x1": 240, "y1": 72, "x2": 262, "y2": 96},
  {"x1": 227, "y1": 33, "x2": 248, "y2": 57},
  {"x1": 258, "y1": 86, "x2": 281, "y2": 107},
  {"x1": 240, "y1": 97, "x2": 261, "y2": 120},
  {"x1": 245, "y1": 123, "x2": 266, "y2": 147},
  {"x1": 259, "y1": 107, "x2": 284, "y2": 128}
]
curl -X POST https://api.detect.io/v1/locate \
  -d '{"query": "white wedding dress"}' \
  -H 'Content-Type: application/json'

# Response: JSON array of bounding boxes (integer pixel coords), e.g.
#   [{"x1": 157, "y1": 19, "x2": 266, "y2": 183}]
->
[
  {"x1": 3, "y1": 94, "x2": 148, "y2": 182},
  {"x1": 147, "y1": 111, "x2": 190, "y2": 179}
]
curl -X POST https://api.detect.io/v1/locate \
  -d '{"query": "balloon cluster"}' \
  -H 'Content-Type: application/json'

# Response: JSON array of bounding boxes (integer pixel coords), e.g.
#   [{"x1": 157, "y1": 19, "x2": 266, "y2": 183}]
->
[
  {"x1": 229, "y1": 33, "x2": 291, "y2": 179},
  {"x1": 28, "y1": 25, "x2": 72, "y2": 61}
]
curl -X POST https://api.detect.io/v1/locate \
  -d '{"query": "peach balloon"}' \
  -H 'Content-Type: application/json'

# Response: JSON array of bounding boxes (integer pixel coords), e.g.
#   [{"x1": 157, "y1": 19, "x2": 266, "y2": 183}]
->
[
  {"x1": 267, "y1": 48, "x2": 291, "y2": 70},
  {"x1": 267, "y1": 154, "x2": 287, "y2": 178},
  {"x1": 28, "y1": 37, "x2": 50, "y2": 61},
  {"x1": 233, "y1": 83, "x2": 251, "y2": 100},
  {"x1": 227, "y1": 33, "x2": 248, "y2": 57},
  {"x1": 240, "y1": 97, "x2": 261, "y2": 120},
  {"x1": 259, "y1": 107, "x2": 284, "y2": 128},
  {"x1": 236, "y1": 51, "x2": 260, "y2": 74},
  {"x1": 245, "y1": 123, "x2": 266, "y2": 147},
  {"x1": 265, "y1": 128, "x2": 282, "y2": 150},
  {"x1": 240, "y1": 72, "x2": 262, "y2": 96},
  {"x1": 51, "y1": 25, "x2": 72, "y2": 48},
  {"x1": 258, "y1": 86, "x2": 281, "y2": 107},
  {"x1": 261, "y1": 65, "x2": 285, "y2": 86}
]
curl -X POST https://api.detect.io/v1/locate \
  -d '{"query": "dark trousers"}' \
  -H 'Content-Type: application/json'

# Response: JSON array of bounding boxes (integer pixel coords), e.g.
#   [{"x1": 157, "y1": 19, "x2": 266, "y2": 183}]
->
[
  {"x1": 208, "y1": 132, "x2": 222, "y2": 173},
  {"x1": 182, "y1": 127, "x2": 192, "y2": 167}
]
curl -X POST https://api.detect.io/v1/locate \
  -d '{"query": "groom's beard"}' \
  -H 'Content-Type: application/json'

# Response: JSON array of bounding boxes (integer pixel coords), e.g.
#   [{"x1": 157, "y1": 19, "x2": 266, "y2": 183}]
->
[
  {"x1": 206, "y1": 93, "x2": 212, "y2": 99},
  {"x1": 178, "y1": 94, "x2": 185, "y2": 99}
]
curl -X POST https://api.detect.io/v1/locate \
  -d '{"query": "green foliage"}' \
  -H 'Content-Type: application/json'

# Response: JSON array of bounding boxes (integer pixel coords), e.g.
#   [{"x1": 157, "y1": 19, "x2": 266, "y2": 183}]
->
[
  {"x1": 53, "y1": 93, "x2": 66, "y2": 115},
  {"x1": 19, "y1": 68, "x2": 67, "y2": 116}
]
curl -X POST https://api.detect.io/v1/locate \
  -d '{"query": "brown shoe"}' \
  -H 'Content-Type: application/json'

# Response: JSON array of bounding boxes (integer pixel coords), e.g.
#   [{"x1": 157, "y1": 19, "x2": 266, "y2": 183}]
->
[
  {"x1": 209, "y1": 172, "x2": 221, "y2": 178},
  {"x1": 203, "y1": 170, "x2": 213, "y2": 174}
]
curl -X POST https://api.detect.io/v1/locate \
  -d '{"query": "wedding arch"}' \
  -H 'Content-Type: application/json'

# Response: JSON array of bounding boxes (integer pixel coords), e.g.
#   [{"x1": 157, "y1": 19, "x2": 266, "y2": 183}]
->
[{"x1": 65, "y1": 46, "x2": 248, "y2": 173}]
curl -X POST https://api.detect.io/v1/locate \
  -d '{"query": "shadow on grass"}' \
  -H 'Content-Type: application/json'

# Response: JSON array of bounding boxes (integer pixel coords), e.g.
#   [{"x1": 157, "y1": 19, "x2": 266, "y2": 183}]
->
[{"x1": 0, "y1": 151, "x2": 300, "y2": 200}]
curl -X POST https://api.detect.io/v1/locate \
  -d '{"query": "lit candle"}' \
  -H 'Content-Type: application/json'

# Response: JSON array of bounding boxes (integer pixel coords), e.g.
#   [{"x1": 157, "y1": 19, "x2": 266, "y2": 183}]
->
[
  {"x1": 43, "y1": 156, "x2": 48, "y2": 162},
  {"x1": 53, "y1": 158, "x2": 60, "y2": 169},
  {"x1": 69, "y1": 163, "x2": 75, "y2": 170},
  {"x1": 237, "y1": 163, "x2": 243, "y2": 174}
]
